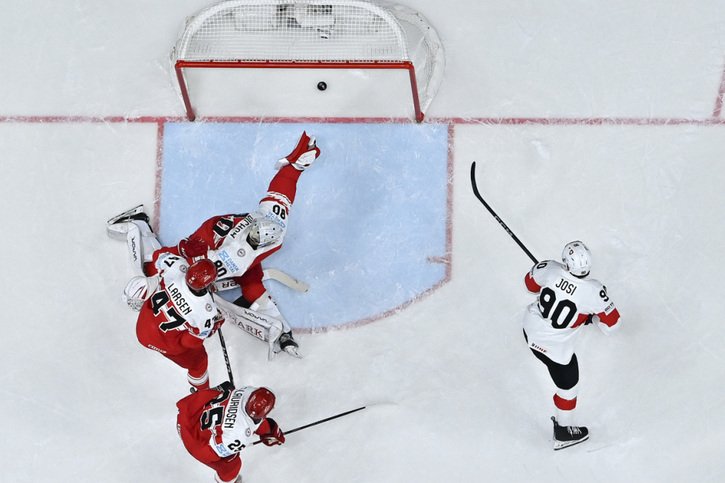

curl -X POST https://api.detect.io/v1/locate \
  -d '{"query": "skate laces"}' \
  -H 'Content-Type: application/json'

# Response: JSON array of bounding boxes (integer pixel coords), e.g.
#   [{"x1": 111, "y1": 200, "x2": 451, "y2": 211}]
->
[{"x1": 567, "y1": 426, "x2": 583, "y2": 436}]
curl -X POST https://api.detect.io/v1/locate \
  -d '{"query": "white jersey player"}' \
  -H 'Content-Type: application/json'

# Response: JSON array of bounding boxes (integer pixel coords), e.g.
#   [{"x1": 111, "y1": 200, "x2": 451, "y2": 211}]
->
[{"x1": 522, "y1": 240, "x2": 621, "y2": 450}]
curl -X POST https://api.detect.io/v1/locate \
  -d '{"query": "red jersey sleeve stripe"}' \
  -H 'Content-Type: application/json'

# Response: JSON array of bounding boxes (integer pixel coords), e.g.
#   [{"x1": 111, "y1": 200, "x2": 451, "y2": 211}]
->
[
  {"x1": 597, "y1": 308, "x2": 620, "y2": 327},
  {"x1": 524, "y1": 273, "x2": 541, "y2": 293},
  {"x1": 571, "y1": 313, "x2": 590, "y2": 329}
]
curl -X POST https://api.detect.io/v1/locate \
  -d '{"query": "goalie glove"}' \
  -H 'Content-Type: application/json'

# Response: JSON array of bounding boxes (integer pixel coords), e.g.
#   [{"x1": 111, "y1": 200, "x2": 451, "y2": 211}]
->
[
  {"x1": 275, "y1": 131, "x2": 321, "y2": 171},
  {"x1": 259, "y1": 418, "x2": 285, "y2": 446},
  {"x1": 122, "y1": 275, "x2": 159, "y2": 311}
]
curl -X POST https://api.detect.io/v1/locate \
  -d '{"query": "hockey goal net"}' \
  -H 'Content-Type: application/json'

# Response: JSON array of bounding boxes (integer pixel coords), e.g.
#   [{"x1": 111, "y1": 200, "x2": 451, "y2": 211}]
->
[{"x1": 171, "y1": 0, "x2": 444, "y2": 121}]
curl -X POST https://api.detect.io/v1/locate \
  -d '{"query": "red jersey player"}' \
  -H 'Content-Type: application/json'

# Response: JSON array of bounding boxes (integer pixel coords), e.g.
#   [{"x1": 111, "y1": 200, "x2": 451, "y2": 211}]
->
[
  {"x1": 107, "y1": 132, "x2": 321, "y2": 360},
  {"x1": 522, "y1": 240, "x2": 621, "y2": 450},
  {"x1": 172, "y1": 131, "x2": 321, "y2": 359},
  {"x1": 102, "y1": 229, "x2": 223, "y2": 391},
  {"x1": 176, "y1": 382, "x2": 285, "y2": 483}
]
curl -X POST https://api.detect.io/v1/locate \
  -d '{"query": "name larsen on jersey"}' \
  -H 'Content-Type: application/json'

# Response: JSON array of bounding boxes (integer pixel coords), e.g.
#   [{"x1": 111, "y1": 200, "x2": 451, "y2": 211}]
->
[{"x1": 166, "y1": 282, "x2": 193, "y2": 316}]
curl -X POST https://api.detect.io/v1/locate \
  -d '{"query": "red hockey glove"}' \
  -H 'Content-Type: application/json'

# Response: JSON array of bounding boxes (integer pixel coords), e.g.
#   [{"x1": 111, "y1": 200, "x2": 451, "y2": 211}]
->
[
  {"x1": 259, "y1": 418, "x2": 285, "y2": 446},
  {"x1": 178, "y1": 237, "x2": 208, "y2": 260}
]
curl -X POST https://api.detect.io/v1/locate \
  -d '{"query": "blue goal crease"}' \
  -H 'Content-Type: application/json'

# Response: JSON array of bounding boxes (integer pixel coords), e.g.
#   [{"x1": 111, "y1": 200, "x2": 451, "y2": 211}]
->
[{"x1": 159, "y1": 122, "x2": 449, "y2": 330}]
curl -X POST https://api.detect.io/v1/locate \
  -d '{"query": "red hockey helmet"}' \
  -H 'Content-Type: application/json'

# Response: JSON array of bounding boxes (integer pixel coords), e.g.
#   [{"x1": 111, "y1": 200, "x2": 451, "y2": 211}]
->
[
  {"x1": 245, "y1": 387, "x2": 276, "y2": 420},
  {"x1": 185, "y1": 258, "x2": 218, "y2": 291}
]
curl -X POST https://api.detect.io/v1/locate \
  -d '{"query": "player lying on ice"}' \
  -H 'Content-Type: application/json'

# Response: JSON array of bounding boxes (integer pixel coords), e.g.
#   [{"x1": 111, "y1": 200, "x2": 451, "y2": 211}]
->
[
  {"x1": 177, "y1": 381, "x2": 285, "y2": 483},
  {"x1": 107, "y1": 132, "x2": 322, "y2": 363}
]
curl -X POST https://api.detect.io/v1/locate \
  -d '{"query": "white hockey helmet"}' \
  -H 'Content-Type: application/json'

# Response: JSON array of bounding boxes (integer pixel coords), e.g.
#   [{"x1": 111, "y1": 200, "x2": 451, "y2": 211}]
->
[
  {"x1": 562, "y1": 240, "x2": 592, "y2": 277},
  {"x1": 249, "y1": 216, "x2": 285, "y2": 248}
]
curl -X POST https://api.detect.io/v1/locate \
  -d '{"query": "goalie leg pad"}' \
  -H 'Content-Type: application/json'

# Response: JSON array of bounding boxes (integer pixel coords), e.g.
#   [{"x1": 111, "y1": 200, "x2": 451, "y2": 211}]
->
[
  {"x1": 250, "y1": 292, "x2": 292, "y2": 333},
  {"x1": 214, "y1": 296, "x2": 284, "y2": 360},
  {"x1": 250, "y1": 292, "x2": 301, "y2": 358},
  {"x1": 121, "y1": 220, "x2": 161, "y2": 275}
]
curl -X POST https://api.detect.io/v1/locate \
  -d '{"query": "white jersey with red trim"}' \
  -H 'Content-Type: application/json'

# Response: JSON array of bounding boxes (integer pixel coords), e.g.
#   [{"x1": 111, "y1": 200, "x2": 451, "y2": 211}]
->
[
  {"x1": 189, "y1": 191, "x2": 292, "y2": 281},
  {"x1": 204, "y1": 386, "x2": 264, "y2": 458},
  {"x1": 151, "y1": 252, "x2": 222, "y2": 340},
  {"x1": 523, "y1": 260, "x2": 621, "y2": 364}
]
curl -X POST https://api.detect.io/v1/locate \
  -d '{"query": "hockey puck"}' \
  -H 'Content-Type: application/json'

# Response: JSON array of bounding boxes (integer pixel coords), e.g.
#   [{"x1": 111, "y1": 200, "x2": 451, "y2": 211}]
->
[{"x1": 317, "y1": 81, "x2": 327, "y2": 91}]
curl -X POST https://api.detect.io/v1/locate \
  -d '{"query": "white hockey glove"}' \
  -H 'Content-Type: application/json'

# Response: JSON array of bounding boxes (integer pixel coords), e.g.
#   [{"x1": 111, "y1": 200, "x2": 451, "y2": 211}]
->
[
  {"x1": 122, "y1": 275, "x2": 159, "y2": 311},
  {"x1": 275, "y1": 131, "x2": 321, "y2": 171}
]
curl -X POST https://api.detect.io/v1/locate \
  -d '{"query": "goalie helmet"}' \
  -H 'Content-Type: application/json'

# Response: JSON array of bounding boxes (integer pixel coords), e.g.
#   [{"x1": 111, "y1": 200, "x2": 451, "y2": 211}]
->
[
  {"x1": 249, "y1": 216, "x2": 284, "y2": 248},
  {"x1": 185, "y1": 258, "x2": 218, "y2": 291},
  {"x1": 561, "y1": 241, "x2": 592, "y2": 277},
  {"x1": 246, "y1": 387, "x2": 276, "y2": 420}
]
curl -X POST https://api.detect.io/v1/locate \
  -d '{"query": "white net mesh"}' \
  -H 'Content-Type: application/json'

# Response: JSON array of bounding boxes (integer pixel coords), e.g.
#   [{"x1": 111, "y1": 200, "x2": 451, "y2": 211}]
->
[
  {"x1": 172, "y1": 0, "x2": 444, "y2": 118},
  {"x1": 175, "y1": 0, "x2": 408, "y2": 62}
]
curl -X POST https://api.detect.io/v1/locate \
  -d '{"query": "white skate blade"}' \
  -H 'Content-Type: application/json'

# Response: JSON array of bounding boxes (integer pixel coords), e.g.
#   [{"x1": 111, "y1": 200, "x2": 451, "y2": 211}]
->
[
  {"x1": 283, "y1": 345, "x2": 303, "y2": 359},
  {"x1": 107, "y1": 204, "x2": 144, "y2": 225},
  {"x1": 553, "y1": 434, "x2": 589, "y2": 450}
]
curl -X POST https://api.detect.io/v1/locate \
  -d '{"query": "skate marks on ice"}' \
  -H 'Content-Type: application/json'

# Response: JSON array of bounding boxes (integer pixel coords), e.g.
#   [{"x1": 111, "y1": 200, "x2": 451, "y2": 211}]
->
[{"x1": 158, "y1": 122, "x2": 451, "y2": 331}]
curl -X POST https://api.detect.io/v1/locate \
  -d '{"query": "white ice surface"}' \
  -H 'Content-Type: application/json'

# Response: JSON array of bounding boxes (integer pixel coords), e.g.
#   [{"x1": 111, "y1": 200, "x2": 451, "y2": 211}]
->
[{"x1": 1, "y1": 1, "x2": 725, "y2": 482}]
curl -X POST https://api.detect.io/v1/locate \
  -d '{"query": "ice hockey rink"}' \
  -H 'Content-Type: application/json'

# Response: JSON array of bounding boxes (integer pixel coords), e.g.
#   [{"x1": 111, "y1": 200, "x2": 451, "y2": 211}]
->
[{"x1": 2, "y1": 1, "x2": 725, "y2": 482}]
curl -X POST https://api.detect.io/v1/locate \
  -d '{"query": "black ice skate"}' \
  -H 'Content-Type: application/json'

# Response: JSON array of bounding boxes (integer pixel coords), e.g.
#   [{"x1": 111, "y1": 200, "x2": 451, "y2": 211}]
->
[
  {"x1": 107, "y1": 204, "x2": 149, "y2": 225},
  {"x1": 107, "y1": 205, "x2": 151, "y2": 240},
  {"x1": 551, "y1": 416, "x2": 589, "y2": 450},
  {"x1": 278, "y1": 331, "x2": 301, "y2": 358}
]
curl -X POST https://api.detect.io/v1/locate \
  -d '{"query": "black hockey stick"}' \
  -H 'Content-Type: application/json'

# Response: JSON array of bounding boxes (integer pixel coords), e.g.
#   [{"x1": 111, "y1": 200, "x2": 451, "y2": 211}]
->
[
  {"x1": 470, "y1": 161, "x2": 539, "y2": 264},
  {"x1": 218, "y1": 328, "x2": 235, "y2": 387},
  {"x1": 253, "y1": 406, "x2": 366, "y2": 446}
]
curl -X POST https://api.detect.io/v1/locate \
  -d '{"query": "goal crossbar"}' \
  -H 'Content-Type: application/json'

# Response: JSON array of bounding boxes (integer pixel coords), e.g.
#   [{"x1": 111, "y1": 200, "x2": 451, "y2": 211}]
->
[{"x1": 171, "y1": 1, "x2": 442, "y2": 121}]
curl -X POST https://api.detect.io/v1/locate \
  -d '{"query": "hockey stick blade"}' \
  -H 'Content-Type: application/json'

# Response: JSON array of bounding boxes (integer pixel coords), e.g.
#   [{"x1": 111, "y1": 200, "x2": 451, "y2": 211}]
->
[
  {"x1": 253, "y1": 406, "x2": 366, "y2": 446},
  {"x1": 213, "y1": 268, "x2": 309, "y2": 293},
  {"x1": 470, "y1": 161, "x2": 539, "y2": 264},
  {"x1": 263, "y1": 268, "x2": 310, "y2": 293}
]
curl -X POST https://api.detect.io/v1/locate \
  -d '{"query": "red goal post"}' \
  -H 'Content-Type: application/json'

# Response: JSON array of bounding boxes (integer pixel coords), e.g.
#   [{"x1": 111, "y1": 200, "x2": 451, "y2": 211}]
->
[{"x1": 171, "y1": 0, "x2": 444, "y2": 122}]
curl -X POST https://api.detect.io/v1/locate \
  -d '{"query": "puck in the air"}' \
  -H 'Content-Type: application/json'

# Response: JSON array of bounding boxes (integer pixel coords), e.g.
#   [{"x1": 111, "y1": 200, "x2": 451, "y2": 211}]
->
[{"x1": 317, "y1": 81, "x2": 327, "y2": 91}]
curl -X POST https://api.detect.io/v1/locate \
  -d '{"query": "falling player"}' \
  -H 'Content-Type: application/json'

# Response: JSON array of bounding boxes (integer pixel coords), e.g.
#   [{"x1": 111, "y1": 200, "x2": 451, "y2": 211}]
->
[
  {"x1": 176, "y1": 382, "x2": 285, "y2": 483},
  {"x1": 138, "y1": 251, "x2": 221, "y2": 391},
  {"x1": 522, "y1": 241, "x2": 621, "y2": 449},
  {"x1": 107, "y1": 131, "x2": 321, "y2": 360},
  {"x1": 104, "y1": 213, "x2": 223, "y2": 391},
  {"x1": 171, "y1": 131, "x2": 321, "y2": 358}
]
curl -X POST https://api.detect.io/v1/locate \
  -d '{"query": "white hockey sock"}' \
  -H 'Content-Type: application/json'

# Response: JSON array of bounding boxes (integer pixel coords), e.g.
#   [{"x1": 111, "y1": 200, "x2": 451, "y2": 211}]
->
[
  {"x1": 187, "y1": 370, "x2": 209, "y2": 388},
  {"x1": 553, "y1": 386, "x2": 578, "y2": 427}
]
